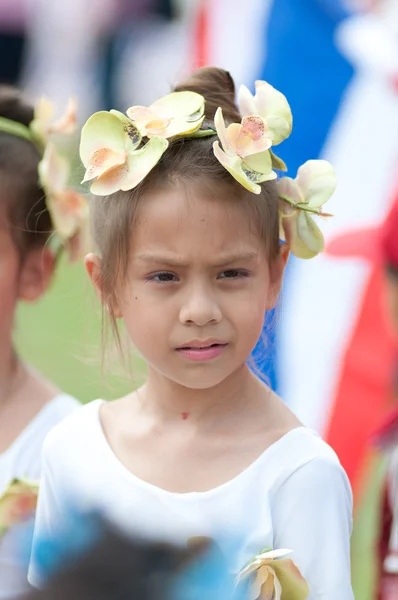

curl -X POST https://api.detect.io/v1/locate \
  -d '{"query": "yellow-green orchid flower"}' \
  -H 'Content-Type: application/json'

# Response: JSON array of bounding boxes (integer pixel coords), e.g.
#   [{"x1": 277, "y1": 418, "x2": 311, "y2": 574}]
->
[
  {"x1": 80, "y1": 110, "x2": 168, "y2": 195},
  {"x1": 30, "y1": 97, "x2": 77, "y2": 147},
  {"x1": 213, "y1": 107, "x2": 276, "y2": 194},
  {"x1": 237, "y1": 549, "x2": 309, "y2": 600},
  {"x1": 0, "y1": 478, "x2": 39, "y2": 539},
  {"x1": 39, "y1": 143, "x2": 89, "y2": 260},
  {"x1": 127, "y1": 91, "x2": 205, "y2": 138},
  {"x1": 238, "y1": 81, "x2": 293, "y2": 146},
  {"x1": 278, "y1": 160, "x2": 336, "y2": 259}
]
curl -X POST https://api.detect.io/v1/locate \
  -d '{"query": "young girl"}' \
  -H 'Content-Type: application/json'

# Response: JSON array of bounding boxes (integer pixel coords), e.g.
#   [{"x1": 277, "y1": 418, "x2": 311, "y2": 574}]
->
[
  {"x1": 0, "y1": 86, "x2": 85, "y2": 597},
  {"x1": 29, "y1": 68, "x2": 354, "y2": 599}
]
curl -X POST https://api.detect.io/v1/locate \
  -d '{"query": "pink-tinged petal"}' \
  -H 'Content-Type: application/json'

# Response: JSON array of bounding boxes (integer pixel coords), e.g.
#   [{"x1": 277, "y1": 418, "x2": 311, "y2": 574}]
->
[
  {"x1": 296, "y1": 160, "x2": 336, "y2": 208},
  {"x1": 120, "y1": 136, "x2": 168, "y2": 191},
  {"x1": 82, "y1": 148, "x2": 127, "y2": 183},
  {"x1": 80, "y1": 111, "x2": 126, "y2": 169},
  {"x1": 48, "y1": 189, "x2": 89, "y2": 239},
  {"x1": 234, "y1": 116, "x2": 272, "y2": 158},
  {"x1": 50, "y1": 97, "x2": 77, "y2": 135},
  {"x1": 250, "y1": 567, "x2": 271, "y2": 600},
  {"x1": 213, "y1": 141, "x2": 261, "y2": 194},
  {"x1": 144, "y1": 117, "x2": 172, "y2": 136},
  {"x1": 90, "y1": 163, "x2": 129, "y2": 196},
  {"x1": 126, "y1": 105, "x2": 156, "y2": 128},
  {"x1": 214, "y1": 108, "x2": 235, "y2": 155},
  {"x1": 150, "y1": 91, "x2": 204, "y2": 119},
  {"x1": 39, "y1": 144, "x2": 69, "y2": 193},
  {"x1": 91, "y1": 136, "x2": 168, "y2": 196},
  {"x1": 237, "y1": 84, "x2": 257, "y2": 116},
  {"x1": 277, "y1": 176, "x2": 302, "y2": 205},
  {"x1": 271, "y1": 558, "x2": 310, "y2": 600},
  {"x1": 243, "y1": 150, "x2": 275, "y2": 179}
]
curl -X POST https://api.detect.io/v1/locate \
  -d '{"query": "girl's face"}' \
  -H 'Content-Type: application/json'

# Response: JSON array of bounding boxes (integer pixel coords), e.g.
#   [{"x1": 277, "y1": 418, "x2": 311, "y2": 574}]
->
[{"x1": 90, "y1": 185, "x2": 287, "y2": 390}]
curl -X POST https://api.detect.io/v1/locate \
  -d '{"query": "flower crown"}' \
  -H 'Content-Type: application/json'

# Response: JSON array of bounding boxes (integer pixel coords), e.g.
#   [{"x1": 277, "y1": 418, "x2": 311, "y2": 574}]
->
[
  {"x1": 0, "y1": 98, "x2": 89, "y2": 261},
  {"x1": 80, "y1": 81, "x2": 336, "y2": 259}
]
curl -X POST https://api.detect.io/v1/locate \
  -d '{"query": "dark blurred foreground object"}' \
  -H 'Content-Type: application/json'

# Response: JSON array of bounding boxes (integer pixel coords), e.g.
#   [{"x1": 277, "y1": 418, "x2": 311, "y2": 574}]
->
[{"x1": 24, "y1": 510, "x2": 241, "y2": 600}]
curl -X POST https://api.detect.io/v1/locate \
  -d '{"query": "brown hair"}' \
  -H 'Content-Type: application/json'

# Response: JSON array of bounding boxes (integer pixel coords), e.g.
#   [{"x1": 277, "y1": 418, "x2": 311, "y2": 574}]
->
[
  {"x1": 90, "y1": 67, "x2": 280, "y2": 350},
  {"x1": 0, "y1": 86, "x2": 52, "y2": 257}
]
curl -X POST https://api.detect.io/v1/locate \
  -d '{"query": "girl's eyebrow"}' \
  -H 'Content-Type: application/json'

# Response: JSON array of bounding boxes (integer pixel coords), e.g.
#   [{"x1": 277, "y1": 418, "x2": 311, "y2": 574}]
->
[{"x1": 134, "y1": 251, "x2": 259, "y2": 268}]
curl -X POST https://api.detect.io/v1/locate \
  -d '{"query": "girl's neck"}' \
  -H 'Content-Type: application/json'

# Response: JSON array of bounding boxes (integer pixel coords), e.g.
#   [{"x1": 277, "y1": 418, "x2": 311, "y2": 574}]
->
[
  {"x1": 0, "y1": 343, "x2": 26, "y2": 408},
  {"x1": 138, "y1": 364, "x2": 266, "y2": 426}
]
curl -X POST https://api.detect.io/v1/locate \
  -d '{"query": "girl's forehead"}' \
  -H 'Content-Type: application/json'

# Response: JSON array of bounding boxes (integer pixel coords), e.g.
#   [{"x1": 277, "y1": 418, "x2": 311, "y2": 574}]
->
[{"x1": 132, "y1": 186, "x2": 259, "y2": 251}]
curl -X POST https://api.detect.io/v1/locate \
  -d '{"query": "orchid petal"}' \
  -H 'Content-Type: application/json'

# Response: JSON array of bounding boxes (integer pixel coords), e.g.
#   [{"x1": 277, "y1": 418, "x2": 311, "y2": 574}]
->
[
  {"x1": 214, "y1": 108, "x2": 234, "y2": 155},
  {"x1": 281, "y1": 211, "x2": 321, "y2": 259},
  {"x1": 80, "y1": 111, "x2": 126, "y2": 168},
  {"x1": 150, "y1": 91, "x2": 204, "y2": 119},
  {"x1": 265, "y1": 115, "x2": 292, "y2": 146},
  {"x1": 50, "y1": 97, "x2": 77, "y2": 135},
  {"x1": 297, "y1": 211, "x2": 324, "y2": 253},
  {"x1": 277, "y1": 176, "x2": 302, "y2": 205},
  {"x1": 237, "y1": 84, "x2": 257, "y2": 116},
  {"x1": 47, "y1": 189, "x2": 89, "y2": 240},
  {"x1": 213, "y1": 141, "x2": 261, "y2": 194},
  {"x1": 39, "y1": 144, "x2": 69, "y2": 193},
  {"x1": 251, "y1": 567, "x2": 272, "y2": 600},
  {"x1": 271, "y1": 558, "x2": 310, "y2": 600},
  {"x1": 254, "y1": 81, "x2": 292, "y2": 138},
  {"x1": 280, "y1": 211, "x2": 313, "y2": 259},
  {"x1": 296, "y1": 160, "x2": 336, "y2": 208},
  {"x1": 82, "y1": 148, "x2": 127, "y2": 183},
  {"x1": 110, "y1": 110, "x2": 142, "y2": 148},
  {"x1": 90, "y1": 136, "x2": 168, "y2": 196},
  {"x1": 270, "y1": 150, "x2": 287, "y2": 171},
  {"x1": 242, "y1": 149, "x2": 275, "y2": 179},
  {"x1": 163, "y1": 115, "x2": 205, "y2": 138},
  {"x1": 256, "y1": 549, "x2": 293, "y2": 561},
  {"x1": 121, "y1": 136, "x2": 168, "y2": 191}
]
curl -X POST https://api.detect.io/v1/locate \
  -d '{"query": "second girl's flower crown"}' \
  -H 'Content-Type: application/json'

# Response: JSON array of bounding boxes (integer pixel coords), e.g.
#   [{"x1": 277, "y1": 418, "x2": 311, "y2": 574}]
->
[
  {"x1": 80, "y1": 80, "x2": 336, "y2": 259},
  {"x1": 0, "y1": 98, "x2": 89, "y2": 261}
]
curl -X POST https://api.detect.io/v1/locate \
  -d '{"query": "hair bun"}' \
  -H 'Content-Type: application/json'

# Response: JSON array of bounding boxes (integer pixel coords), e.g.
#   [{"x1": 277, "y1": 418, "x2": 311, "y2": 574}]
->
[{"x1": 173, "y1": 67, "x2": 240, "y2": 123}]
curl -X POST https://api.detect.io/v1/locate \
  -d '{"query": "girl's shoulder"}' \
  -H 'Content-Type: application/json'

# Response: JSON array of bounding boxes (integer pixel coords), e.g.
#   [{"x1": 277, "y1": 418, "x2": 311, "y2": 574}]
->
[
  {"x1": 253, "y1": 426, "x2": 350, "y2": 498},
  {"x1": 43, "y1": 399, "x2": 104, "y2": 445}
]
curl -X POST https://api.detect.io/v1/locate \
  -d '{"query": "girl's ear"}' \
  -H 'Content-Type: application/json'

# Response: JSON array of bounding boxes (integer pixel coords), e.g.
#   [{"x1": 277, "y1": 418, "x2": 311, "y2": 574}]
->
[
  {"x1": 265, "y1": 244, "x2": 290, "y2": 311},
  {"x1": 18, "y1": 247, "x2": 55, "y2": 302},
  {"x1": 85, "y1": 253, "x2": 123, "y2": 319}
]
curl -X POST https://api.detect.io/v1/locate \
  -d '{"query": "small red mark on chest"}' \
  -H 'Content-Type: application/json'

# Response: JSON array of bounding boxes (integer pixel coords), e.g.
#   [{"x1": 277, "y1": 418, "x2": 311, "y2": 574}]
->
[{"x1": 181, "y1": 412, "x2": 190, "y2": 420}]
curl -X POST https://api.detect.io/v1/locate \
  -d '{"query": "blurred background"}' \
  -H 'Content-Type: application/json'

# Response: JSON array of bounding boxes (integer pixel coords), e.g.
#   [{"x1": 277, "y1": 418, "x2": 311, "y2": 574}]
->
[{"x1": 3, "y1": 0, "x2": 398, "y2": 598}]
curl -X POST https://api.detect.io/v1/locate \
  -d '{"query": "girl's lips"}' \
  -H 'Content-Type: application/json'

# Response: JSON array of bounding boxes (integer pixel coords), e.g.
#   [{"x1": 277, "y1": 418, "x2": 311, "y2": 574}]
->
[{"x1": 176, "y1": 343, "x2": 228, "y2": 361}]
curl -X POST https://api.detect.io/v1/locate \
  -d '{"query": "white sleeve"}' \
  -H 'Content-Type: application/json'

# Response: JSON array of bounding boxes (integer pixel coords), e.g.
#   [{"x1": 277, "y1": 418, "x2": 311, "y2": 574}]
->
[
  {"x1": 27, "y1": 438, "x2": 65, "y2": 589},
  {"x1": 272, "y1": 457, "x2": 354, "y2": 600}
]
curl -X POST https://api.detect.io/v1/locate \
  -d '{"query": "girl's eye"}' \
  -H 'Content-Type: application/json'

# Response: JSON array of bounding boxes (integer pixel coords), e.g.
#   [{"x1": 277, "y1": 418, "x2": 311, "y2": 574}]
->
[
  {"x1": 218, "y1": 269, "x2": 250, "y2": 280},
  {"x1": 148, "y1": 272, "x2": 179, "y2": 283}
]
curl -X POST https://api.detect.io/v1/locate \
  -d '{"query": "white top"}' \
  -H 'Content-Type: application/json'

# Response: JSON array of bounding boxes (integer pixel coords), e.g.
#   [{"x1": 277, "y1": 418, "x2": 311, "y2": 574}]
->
[
  {"x1": 28, "y1": 400, "x2": 354, "y2": 599},
  {"x1": 0, "y1": 394, "x2": 80, "y2": 599}
]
